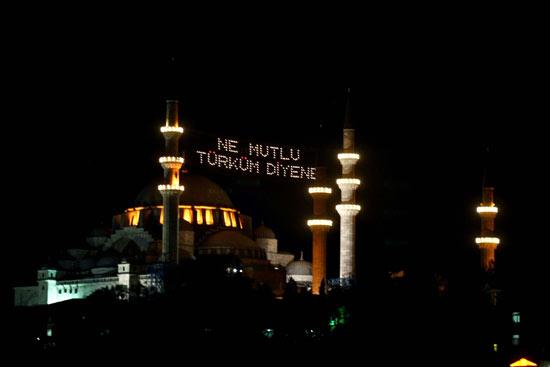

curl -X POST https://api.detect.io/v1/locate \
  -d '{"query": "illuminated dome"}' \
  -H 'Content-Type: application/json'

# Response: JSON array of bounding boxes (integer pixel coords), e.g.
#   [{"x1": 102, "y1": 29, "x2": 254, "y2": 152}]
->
[
  {"x1": 255, "y1": 224, "x2": 276, "y2": 239},
  {"x1": 286, "y1": 257, "x2": 312, "y2": 276},
  {"x1": 199, "y1": 230, "x2": 266, "y2": 259},
  {"x1": 135, "y1": 174, "x2": 234, "y2": 208}
]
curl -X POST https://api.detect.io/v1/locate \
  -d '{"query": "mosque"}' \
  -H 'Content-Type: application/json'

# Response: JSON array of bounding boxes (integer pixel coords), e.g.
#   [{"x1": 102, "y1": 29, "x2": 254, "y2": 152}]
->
[
  {"x1": 13, "y1": 171, "x2": 316, "y2": 306},
  {"x1": 13, "y1": 101, "x2": 314, "y2": 307}
]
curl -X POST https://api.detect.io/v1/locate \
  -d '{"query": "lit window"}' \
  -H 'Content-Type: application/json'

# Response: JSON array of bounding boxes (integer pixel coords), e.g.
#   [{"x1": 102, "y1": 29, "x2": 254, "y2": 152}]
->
[
  {"x1": 205, "y1": 209, "x2": 214, "y2": 225},
  {"x1": 223, "y1": 211, "x2": 231, "y2": 227},
  {"x1": 512, "y1": 312, "x2": 521, "y2": 324},
  {"x1": 230, "y1": 212, "x2": 237, "y2": 228},
  {"x1": 159, "y1": 208, "x2": 164, "y2": 225},
  {"x1": 196, "y1": 209, "x2": 204, "y2": 225},
  {"x1": 493, "y1": 343, "x2": 498, "y2": 352},
  {"x1": 183, "y1": 208, "x2": 193, "y2": 223},
  {"x1": 128, "y1": 210, "x2": 140, "y2": 226},
  {"x1": 512, "y1": 334, "x2": 520, "y2": 346}
]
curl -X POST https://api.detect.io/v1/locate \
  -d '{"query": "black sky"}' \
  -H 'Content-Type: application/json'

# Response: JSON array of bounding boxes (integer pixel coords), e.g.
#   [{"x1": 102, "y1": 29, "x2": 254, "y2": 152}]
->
[{"x1": 3, "y1": 27, "x2": 548, "y2": 311}]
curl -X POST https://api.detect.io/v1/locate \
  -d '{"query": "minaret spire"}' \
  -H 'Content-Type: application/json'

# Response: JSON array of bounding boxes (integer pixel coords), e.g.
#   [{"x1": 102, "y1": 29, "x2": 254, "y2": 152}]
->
[
  {"x1": 158, "y1": 100, "x2": 185, "y2": 263},
  {"x1": 336, "y1": 89, "x2": 361, "y2": 282},
  {"x1": 344, "y1": 88, "x2": 352, "y2": 128}
]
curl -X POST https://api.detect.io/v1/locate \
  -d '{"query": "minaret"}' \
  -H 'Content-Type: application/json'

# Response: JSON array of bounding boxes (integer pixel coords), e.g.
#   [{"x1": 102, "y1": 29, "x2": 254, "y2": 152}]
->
[
  {"x1": 475, "y1": 185, "x2": 499, "y2": 272},
  {"x1": 336, "y1": 90, "x2": 361, "y2": 281},
  {"x1": 307, "y1": 167, "x2": 333, "y2": 295},
  {"x1": 158, "y1": 100, "x2": 185, "y2": 263}
]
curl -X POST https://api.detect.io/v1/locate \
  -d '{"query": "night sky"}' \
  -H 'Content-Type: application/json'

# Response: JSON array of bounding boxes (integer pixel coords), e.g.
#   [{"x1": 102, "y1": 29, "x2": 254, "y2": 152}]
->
[{"x1": 4, "y1": 40, "x2": 547, "y2": 311}]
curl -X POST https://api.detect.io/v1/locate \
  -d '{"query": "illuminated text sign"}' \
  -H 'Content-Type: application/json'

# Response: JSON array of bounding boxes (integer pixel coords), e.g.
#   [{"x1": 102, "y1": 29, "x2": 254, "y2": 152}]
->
[{"x1": 195, "y1": 138, "x2": 316, "y2": 180}]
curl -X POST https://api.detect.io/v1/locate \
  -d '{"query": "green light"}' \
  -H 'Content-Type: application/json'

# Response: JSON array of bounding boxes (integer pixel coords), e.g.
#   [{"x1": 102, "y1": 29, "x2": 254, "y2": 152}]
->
[
  {"x1": 262, "y1": 328, "x2": 274, "y2": 338},
  {"x1": 328, "y1": 306, "x2": 349, "y2": 332}
]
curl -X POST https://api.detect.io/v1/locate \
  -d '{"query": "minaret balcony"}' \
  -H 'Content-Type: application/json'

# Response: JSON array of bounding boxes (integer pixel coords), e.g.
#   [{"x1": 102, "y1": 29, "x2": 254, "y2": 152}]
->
[
  {"x1": 160, "y1": 126, "x2": 184, "y2": 134},
  {"x1": 338, "y1": 153, "x2": 360, "y2": 167},
  {"x1": 477, "y1": 206, "x2": 498, "y2": 214},
  {"x1": 475, "y1": 237, "x2": 500, "y2": 246},
  {"x1": 159, "y1": 156, "x2": 184, "y2": 169},
  {"x1": 158, "y1": 184, "x2": 185, "y2": 194},
  {"x1": 308, "y1": 187, "x2": 332, "y2": 195},
  {"x1": 307, "y1": 219, "x2": 333, "y2": 228},
  {"x1": 335, "y1": 204, "x2": 361, "y2": 216},
  {"x1": 336, "y1": 178, "x2": 360, "y2": 192}
]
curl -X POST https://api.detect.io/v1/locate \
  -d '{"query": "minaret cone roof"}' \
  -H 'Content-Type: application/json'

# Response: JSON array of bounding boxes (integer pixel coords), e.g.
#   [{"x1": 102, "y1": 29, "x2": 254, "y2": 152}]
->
[{"x1": 344, "y1": 88, "x2": 353, "y2": 129}]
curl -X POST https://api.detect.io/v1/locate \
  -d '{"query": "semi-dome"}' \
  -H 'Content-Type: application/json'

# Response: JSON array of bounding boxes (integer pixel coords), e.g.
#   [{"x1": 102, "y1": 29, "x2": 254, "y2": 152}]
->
[
  {"x1": 135, "y1": 174, "x2": 234, "y2": 208},
  {"x1": 199, "y1": 230, "x2": 266, "y2": 259},
  {"x1": 255, "y1": 224, "x2": 276, "y2": 239}
]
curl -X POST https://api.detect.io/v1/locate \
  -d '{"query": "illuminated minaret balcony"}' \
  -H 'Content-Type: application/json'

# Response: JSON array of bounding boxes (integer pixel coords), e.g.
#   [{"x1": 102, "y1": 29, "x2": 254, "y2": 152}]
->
[
  {"x1": 308, "y1": 187, "x2": 332, "y2": 195},
  {"x1": 160, "y1": 126, "x2": 184, "y2": 134},
  {"x1": 336, "y1": 178, "x2": 360, "y2": 201},
  {"x1": 475, "y1": 237, "x2": 501, "y2": 246},
  {"x1": 477, "y1": 205, "x2": 498, "y2": 219},
  {"x1": 307, "y1": 219, "x2": 333, "y2": 228},
  {"x1": 476, "y1": 205, "x2": 498, "y2": 213},
  {"x1": 335, "y1": 204, "x2": 361, "y2": 216},
  {"x1": 337, "y1": 153, "x2": 360, "y2": 167},
  {"x1": 159, "y1": 156, "x2": 185, "y2": 170},
  {"x1": 157, "y1": 184, "x2": 185, "y2": 193}
]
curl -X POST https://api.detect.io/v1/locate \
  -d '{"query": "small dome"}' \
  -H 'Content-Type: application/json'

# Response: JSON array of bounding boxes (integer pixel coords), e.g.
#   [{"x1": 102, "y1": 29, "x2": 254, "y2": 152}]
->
[
  {"x1": 286, "y1": 253, "x2": 312, "y2": 276},
  {"x1": 255, "y1": 224, "x2": 276, "y2": 239},
  {"x1": 135, "y1": 174, "x2": 234, "y2": 208}
]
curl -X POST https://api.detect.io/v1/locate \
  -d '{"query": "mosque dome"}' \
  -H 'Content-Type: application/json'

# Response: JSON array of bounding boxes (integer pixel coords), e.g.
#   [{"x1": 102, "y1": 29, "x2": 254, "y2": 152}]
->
[
  {"x1": 199, "y1": 230, "x2": 266, "y2": 259},
  {"x1": 286, "y1": 255, "x2": 312, "y2": 276},
  {"x1": 255, "y1": 224, "x2": 276, "y2": 239},
  {"x1": 135, "y1": 174, "x2": 234, "y2": 208}
]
